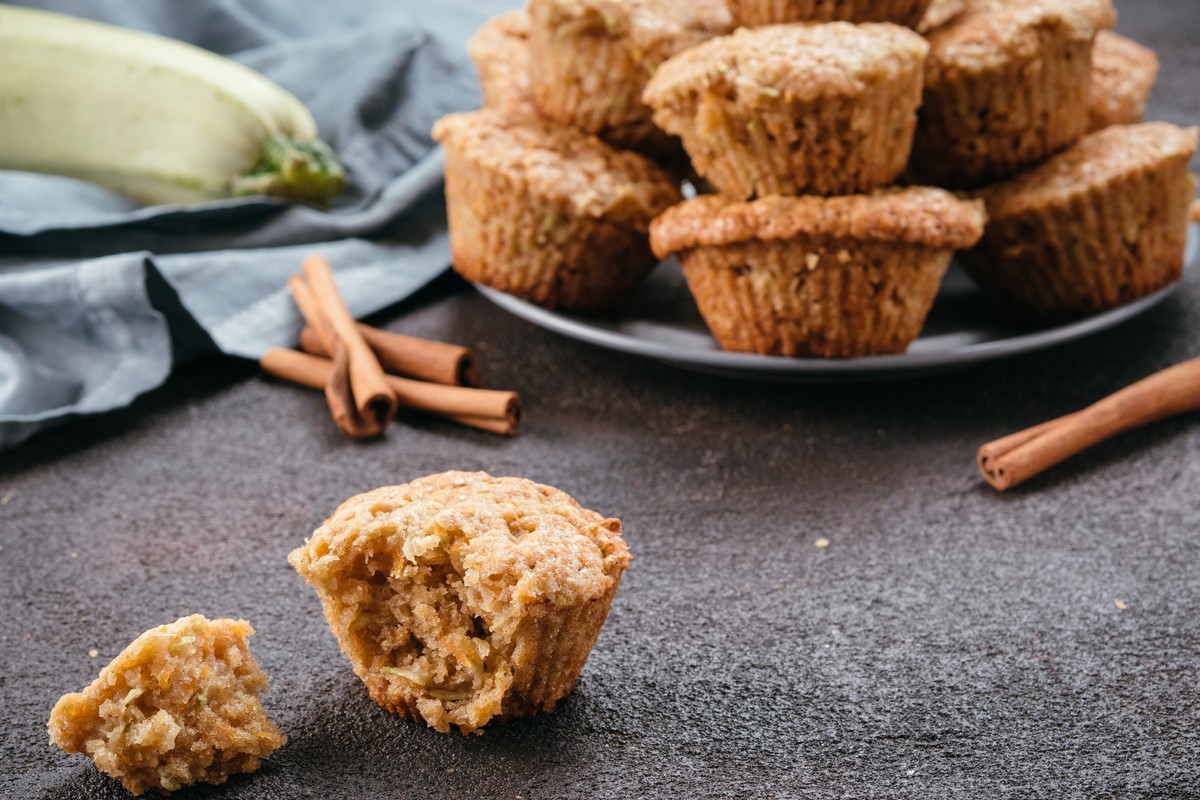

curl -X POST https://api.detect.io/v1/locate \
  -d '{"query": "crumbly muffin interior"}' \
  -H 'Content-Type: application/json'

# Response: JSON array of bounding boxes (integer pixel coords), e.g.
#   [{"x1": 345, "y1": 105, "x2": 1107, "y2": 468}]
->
[
  {"x1": 289, "y1": 472, "x2": 630, "y2": 734},
  {"x1": 334, "y1": 535, "x2": 504, "y2": 728},
  {"x1": 48, "y1": 615, "x2": 285, "y2": 796}
]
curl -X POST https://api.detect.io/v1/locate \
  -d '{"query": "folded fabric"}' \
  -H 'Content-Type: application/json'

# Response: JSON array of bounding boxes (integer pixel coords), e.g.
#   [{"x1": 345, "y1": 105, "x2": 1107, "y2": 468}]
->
[{"x1": 0, "y1": 0, "x2": 514, "y2": 449}]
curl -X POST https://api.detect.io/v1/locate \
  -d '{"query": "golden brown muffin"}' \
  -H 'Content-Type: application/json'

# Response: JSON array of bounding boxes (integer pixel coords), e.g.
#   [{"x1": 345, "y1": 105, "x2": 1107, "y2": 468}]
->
[
  {"x1": 962, "y1": 122, "x2": 1198, "y2": 323},
  {"x1": 469, "y1": 10, "x2": 538, "y2": 120},
  {"x1": 432, "y1": 110, "x2": 682, "y2": 311},
  {"x1": 911, "y1": 1, "x2": 1096, "y2": 188},
  {"x1": 1088, "y1": 30, "x2": 1160, "y2": 132},
  {"x1": 643, "y1": 23, "x2": 929, "y2": 200},
  {"x1": 727, "y1": 0, "x2": 934, "y2": 28},
  {"x1": 650, "y1": 189, "x2": 986, "y2": 357},
  {"x1": 48, "y1": 615, "x2": 285, "y2": 796},
  {"x1": 288, "y1": 471, "x2": 632, "y2": 735},
  {"x1": 467, "y1": 10, "x2": 684, "y2": 161},
  {"x1": 526, "y1": 0, "x2": 731, "y2": 136}
]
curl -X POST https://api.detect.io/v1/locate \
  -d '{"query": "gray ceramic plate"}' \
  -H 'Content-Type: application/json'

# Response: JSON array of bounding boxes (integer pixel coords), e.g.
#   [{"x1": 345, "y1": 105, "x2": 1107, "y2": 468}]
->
[{"x1": 477, "y1": 226, "x2": 1197, "y2": 383}]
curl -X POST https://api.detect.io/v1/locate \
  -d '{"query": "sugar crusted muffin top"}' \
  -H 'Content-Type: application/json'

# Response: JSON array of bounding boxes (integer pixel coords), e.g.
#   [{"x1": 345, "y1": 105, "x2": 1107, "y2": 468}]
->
[
  {"x1": 978, "y1": 122, "x2": 1199, "y2": 218},
  {"x1": 291, "y1": 471, "x2": 630, "y2": 609},
  {"x1": 650, "y1": 188, "x2": 987, "y2": 258},
  {"x1": 925, "y1": 1, "x2": 1095, "y2": 80},
  {"x1": 643, "y1": 23, "x2": 930, "y2": 109},
  {"x1": 531, "y1": 0, "x2": 732, "y2": 58},
  {"x1": 432, "y1": 111, "x2": 681, "y2": 226}
]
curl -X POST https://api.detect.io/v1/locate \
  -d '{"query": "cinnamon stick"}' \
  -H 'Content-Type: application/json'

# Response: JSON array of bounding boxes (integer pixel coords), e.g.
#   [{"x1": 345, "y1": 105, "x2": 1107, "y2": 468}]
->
[
  {"x1": 978, "y1": 357, "x2": 1200, "y2": 491},
  {"x1": 288, "y1": 274, "x2": 372, "y2": 438},
  {"x1": 299, "y1": 324, "x2": 479, "y2": 387},
  {"x1": 298, "y1": 255, "x2": 399, "y2": 435},
  {"x1": 260, "y1": 348, "x2": 520, "y2": 435}
]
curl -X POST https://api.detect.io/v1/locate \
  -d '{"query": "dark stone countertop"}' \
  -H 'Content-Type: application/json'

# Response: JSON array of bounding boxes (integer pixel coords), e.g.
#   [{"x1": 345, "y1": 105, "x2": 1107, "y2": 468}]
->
[{"x1": 3, "y1": 1, "x2": 1199, "y2": 797}]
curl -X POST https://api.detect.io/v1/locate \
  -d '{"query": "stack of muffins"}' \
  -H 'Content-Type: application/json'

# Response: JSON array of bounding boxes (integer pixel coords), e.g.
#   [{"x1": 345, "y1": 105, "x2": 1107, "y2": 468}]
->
[{"x1": 435, "y1": 0, "x2": 1197, "y2": 359}]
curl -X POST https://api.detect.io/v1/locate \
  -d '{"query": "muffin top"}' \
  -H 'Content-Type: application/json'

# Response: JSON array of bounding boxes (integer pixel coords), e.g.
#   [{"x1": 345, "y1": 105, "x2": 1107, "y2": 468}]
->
[
  {"x1": 979, "y1": 123, "x2": 1199, "y2": 218},
  {"x1": 1093, "y1": 30, "x2": 1159, "y2": 85},
  {"x1": 926, "y1": 1, "x2": 1095, "y2": 80},
  {"x1": 529, "y1": 0, "x2": 732, "y2": 60},
  {"x1": 650, "y1": 189, "x2": 986, "y2": 258},
  {"x1": 468, "y1": 11, "x2": 535, "y2": 118},
  {"x1": 432, "y1": 111, "x2": 682, "y2": 226},
  {"x1": 1090, "y1": 30, "x2": 1159, "y2": 122},
  {"x1": 643, "y1": 23, "x2": 930, "y2": 110},
  {"x1": 290, "y1": 472, "x2": 631, "y2": 609},
  {"x1": 468, "y1": 10, "x2": 530, "y2": 76}
]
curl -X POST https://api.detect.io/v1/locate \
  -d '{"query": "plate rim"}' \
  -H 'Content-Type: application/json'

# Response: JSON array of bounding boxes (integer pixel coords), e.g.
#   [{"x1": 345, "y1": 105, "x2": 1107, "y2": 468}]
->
[{"x1": 476, "y1": 225, "x2": 1196, "y2": 379}]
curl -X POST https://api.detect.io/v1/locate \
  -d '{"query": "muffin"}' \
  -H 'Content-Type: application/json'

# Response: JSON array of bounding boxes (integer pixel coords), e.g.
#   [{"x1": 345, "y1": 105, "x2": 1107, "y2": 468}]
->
[
  {"x1": 643, "y1": 23, "x2": 930, "y2": 199},
  {"x1": 527, "y1": 0, "x2": 731, "y2": 136},
  {"x1": 469, "y1": 11, "x2": 538, "y2": 120},
  {"x1": 911, "y1": 1, "x2": 1096, "y2": 188},
  {"x1": 727, "y1": 0, "x2": 935, "y2": 29},
  {"x1": 1088, "y1": 31, "x2": 1159, "y2": 132},
  {"x1": 288, "y1": 471, "x2": 632, "y2": 735},
  {"x1": 649, "y1": 188, "x2": 987, "y2": 357},
  {"x1": 468, "y1": 10, "x2": 683, "y2": 161},
  {"x1": 48, "y1": 615, "x2": 286, "y2": 796},
  {"x1": 432, "y1": 110, "x2": 682, "y2": 311},
  {"x1": 961, "y1": 122, "x2": 1198, "y2": 323}
]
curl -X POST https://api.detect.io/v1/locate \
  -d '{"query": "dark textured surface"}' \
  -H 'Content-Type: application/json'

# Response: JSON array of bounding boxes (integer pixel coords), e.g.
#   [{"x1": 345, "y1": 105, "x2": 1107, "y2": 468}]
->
[{"x1": 4, "y1": 1, "x2": 1200, "y2": 797}]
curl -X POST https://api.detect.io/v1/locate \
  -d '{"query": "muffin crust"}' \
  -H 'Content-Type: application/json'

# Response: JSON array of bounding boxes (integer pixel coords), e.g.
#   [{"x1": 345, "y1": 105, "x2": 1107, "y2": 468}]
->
[
  {"x1": 433, "y1": 111, "x2": 679, "y2": 226},
  {"x1": 644, "y1": 23, "x2": 929, "y2": 198},
  {"x1": 651, "y1": 189, "x2": 987, "y2": 258},
  {"x1": 645, "y1": 22, "x2": 929, "y2": 108}
]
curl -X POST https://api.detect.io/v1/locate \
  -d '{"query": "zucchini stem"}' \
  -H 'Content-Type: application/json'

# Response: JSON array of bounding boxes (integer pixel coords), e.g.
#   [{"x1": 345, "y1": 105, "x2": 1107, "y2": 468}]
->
[{"x1": 232, "y1": 134, "x2": 346, "y2": 207}]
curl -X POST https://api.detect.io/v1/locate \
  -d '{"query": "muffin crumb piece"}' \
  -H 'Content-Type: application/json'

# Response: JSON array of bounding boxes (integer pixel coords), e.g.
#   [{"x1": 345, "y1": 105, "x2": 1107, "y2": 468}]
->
[{"x1": 48, "y1": 615, "x2": 285, "y2": 796}]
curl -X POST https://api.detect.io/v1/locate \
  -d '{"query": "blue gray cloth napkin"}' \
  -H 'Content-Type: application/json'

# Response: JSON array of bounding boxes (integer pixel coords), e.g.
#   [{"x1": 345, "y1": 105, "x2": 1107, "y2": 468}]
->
[{"x1": 0, "y1": 0, "x2": 515, "y2": 449}]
